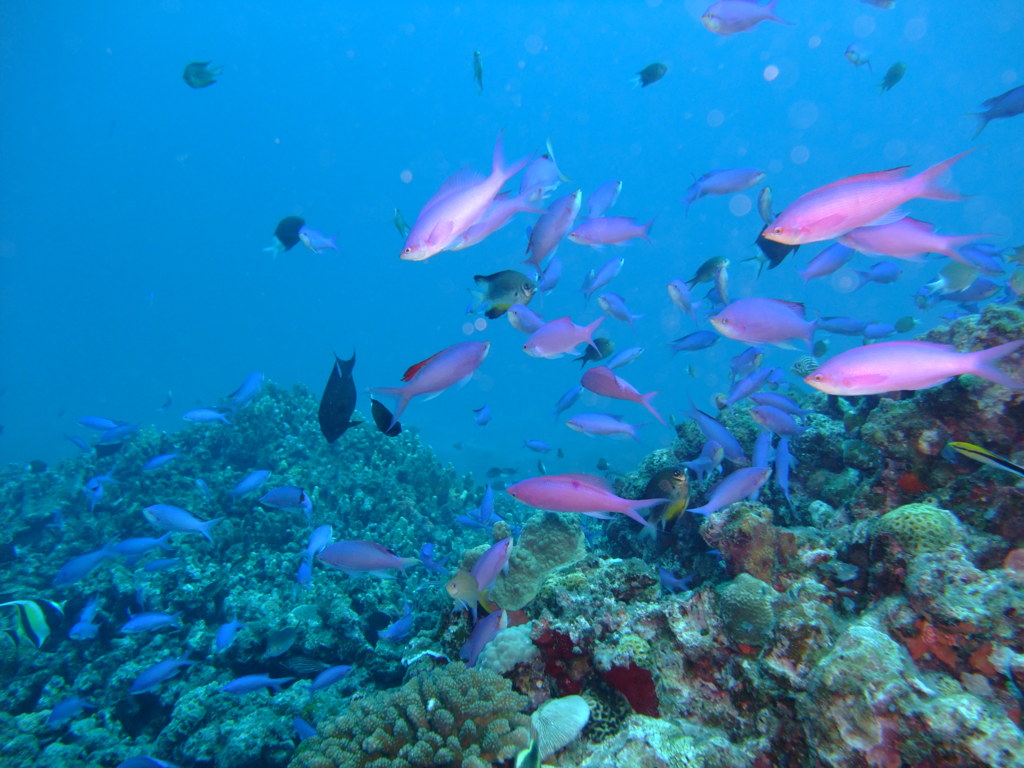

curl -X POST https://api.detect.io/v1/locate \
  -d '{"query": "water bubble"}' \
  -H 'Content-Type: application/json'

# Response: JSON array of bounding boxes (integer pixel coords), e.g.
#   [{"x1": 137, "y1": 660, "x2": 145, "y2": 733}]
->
[
  {"x1": 474, "y1": 318, "x2": 488, "y2": 332},
  {"x1": 707, "y1": 109, "x2": 725, "y2": 128},
  {"x1": 1001, "y1": 69, "x2": 1018, "y2": 86},
  {"x1": 729, "y1": 195, "x2": 752, "y2": 217},
  {"x1": 763, "y1": 64, "x2": 779, "y2": 82},
  {"x1": 831, "y1": 268, "x2": 860, "y2": 294},
  {"x1": 524, "y1": 35, "x2": 544, "y2": 55},
  {"x1": 462, "y1": 322, "x2": 474, "y2": 336},
  {"x1": 904, "y1": 17, "x2": 927, "y2": 41},
  {"x1": 400, "y1": 170, "x2": 413, "y2": 184},
  {"x1": 808, "y1": 36, "x2": 821, "y2": 49},
  {"x1": 853, "y1": 15, "x2": 876, "y2": 37},
  {"x1": 788, "y1": 100, "x2": 819, "y2": 130},
  {"x1": 790, "y1": 145, "x2": 810, "y2": 165}
]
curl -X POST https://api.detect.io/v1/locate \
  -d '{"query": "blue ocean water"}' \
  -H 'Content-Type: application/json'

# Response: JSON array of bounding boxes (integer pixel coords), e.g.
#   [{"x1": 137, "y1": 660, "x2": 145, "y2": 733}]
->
[
  {"x1": 2, "y1": 1, "x2": 1021, "y2": 478},
  {"x1": 1, "y1": 3, "x2": 1023, "y2": 766}
]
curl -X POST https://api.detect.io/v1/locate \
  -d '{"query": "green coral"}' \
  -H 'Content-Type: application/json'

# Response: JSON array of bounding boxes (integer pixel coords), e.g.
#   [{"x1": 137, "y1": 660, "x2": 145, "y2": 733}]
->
[
  {"x1": 714, "y1": 573, "x2": 776, "y2": 646},
  {"x1": 873, "y1": 503, "x2": 960, "y2": 554},
  {"x1": 291, "y1": 663, "x2": 530, "y2": 768}
]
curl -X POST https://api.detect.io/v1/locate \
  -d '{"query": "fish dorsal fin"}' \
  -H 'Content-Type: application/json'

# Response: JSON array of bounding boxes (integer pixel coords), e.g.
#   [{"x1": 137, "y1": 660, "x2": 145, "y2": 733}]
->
[
  {"x1": 773, "y1": 299, "x2": 806, "y2": 317},
  {"x1": 422, "y1": 169, "x2": 485, "y2": 212},
  {"x1": 402, "y1": 350, "x2": 446, "y2": 381},
  {"x1": 902, "y1": 217, "x2": 933, "y2": 231},
  {"x1": 814, "y1": 166, "x2": 910, "y2": 192},
  {"x1": 560, "y1": 472, "x2": 612, "y2": 491},
  {"x1": 359, "y1": 541, "x2": 397, "y2": 556}
]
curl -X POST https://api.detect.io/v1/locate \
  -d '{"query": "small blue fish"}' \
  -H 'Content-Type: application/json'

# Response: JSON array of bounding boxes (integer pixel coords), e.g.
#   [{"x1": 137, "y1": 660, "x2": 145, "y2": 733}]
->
[
  {"x1": 293, "y1": 718, "x2": 317, "y2": 741},
  {"x1": 862, "y1": 322, "x2": 897, "y2": 340},
  {"x1": 259, "y1": 486, "x2": 313, "y2": 520},
  {"x1": 120, "y1": 611, "x2": 181, "y2": 634},
  {"x1": 130, "y1": 656, "x2": 195, "y2": 694},
  {"x1": 523, "y1": 440, "x2": 553, "y2": 453},
  {"x1": 776, "y1": 437, "x2": 794, "y2": 506},
  {"x1": 669, "y1": 330, "x2": 719, "y2": 354},
  {"x1": 299, "y1": 226, "x2": 339, "y2": 254},
  {"x1": 142, "y1": 453, "x2": 180, "y2": 471},
  {"x1": 183, "y1": 408, "x2": 231, "y2": 424},
  {"x1": 460, "y1": 609, "x2": 507, "y2": 667},
  {"x1": 310, "y1": 665, "x2": 352, "y2": 694},
  {"x1": 729, "y1": 347, "x2": 763, "y2": 379},
  {"x1": 47, "y1": 695, "x2": 96, "y2": 729},
  {"x1": 682, "y1": 440, "x2": 725, "y2": 484},
  {"x1": 98, "y1": 423, "x2": 139, "y2": 444},
  {"x1": 606, "y1": 346, "x2": 644, "y2": 370},
  {"x1": 116, "y1": 758, "x2": 183, "y2": 768},
  {"x1": 54, "y1": 544, "x2": 116, "y2": 587},
  {"x1": 194, "y1": 478, "x2": 211, "y2": 497},
  {"x1": 78, "y1": 416, "x2": 119, "y2": 431},
  {"x1": 855, "y1": 261, "x2": 902, "y2": 290},
  {"x1": 112, "y1": 533, "x2": 174, "y2": 559},
  {"x1": 68, "y1": 596, "x2": 101, "y2": 640},
  {"x1": 818, "y1": 316, "x2": 868, "y2": 336},
  {"x1": 142, "y1": 558, "x2": 182, "y2": 573},
  {"x1": 221, "y1": 673, "x2": 295, "y2": 695},
  {"x1": 215, "y1": 616, "x2": 244, "y2": 652},
  {"x1": 64, "y1": 434, "x2": 90, "y2": 452},
  {"x1": 456, "y1": 484, "x2": 503, "y2": 530},
  {"x1": 658, "y1": 567, "x2": 693, "y2": 593},
  {"x1": 225, "y1": 372, "x2": 264, "y2": 411},
  {"x1": 231, "y1": 469, "x2": 271, "y2": 499},
  {"x1": 379, "y1": 602, "x2": 413, "y2": 642},
  {"x1": 419, "y1": 543, "x2": 448, "y2": 574},
  {"x1": 552, "y1": 385, "x2": 584, "y2": 419},
  {"x1": 473, "y1": 405, "x2": 492, "y2": 426}
]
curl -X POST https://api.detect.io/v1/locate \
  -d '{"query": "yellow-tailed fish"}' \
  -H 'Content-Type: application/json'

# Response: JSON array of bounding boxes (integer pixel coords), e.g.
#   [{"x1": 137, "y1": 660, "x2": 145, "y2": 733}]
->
[
  {"x1": 949, "y1": 442, "x2": 1024, "y2": 479},
  {"x1": 0, "y1": 598, "x2": 63, "y2": 649}
]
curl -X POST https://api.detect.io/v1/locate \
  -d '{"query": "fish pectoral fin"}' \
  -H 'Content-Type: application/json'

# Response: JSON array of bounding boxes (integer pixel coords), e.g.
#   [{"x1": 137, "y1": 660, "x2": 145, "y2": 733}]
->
[
  {"x1": 865, "y1": 209, "x2": 907, "y2": 228},
  {"x1": 427, "y1": 220, "x2": 454, "y2": 246}
]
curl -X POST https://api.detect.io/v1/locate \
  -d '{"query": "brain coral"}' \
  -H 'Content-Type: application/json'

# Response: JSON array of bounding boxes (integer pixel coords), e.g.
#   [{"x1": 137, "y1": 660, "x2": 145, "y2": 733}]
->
[
  {"x1": 873, "y1": 503, "x2": 960, "y2": 554},
  {"x1": 291, "y1": 662, "x2": 530, "y2": 768},
  {"x1": 714, "y1": 573, "x2": 776, "y2": 646}
]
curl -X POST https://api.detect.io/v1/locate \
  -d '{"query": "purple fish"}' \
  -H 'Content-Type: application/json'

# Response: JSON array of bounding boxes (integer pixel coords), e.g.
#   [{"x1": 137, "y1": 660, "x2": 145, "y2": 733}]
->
[
  {"x1": 47, "y1": 695, "x2": 96, "y2": 729},
  {"x1": 226, "y1": 371, "x2": 264, "y2": 411},
  {"x1": 471, "y1": 537, "x2": 513, "y2": 592},
  {"x1": 841, "y1": 217, "x2": 990, "y2": 263},
  {"x1": 310, "y1": 664, "x2": 353, "y2": 693},
  {"x1": 730, "y1": 347, "x2": 764, "y2": 379},
  {"x1": 142, "y1": 453, "x2": 180, "y2": 471},
  {"x1": 552, "y1": 385, "x2": 584, "y2": 419},
  {"x1": 473, "y1": 405, "x2": 492, "y2": 426},
  {"x1": 776, "y1": 437, "x2": 794, "y2": 506},
  {"x1": 597, "y1": 293, "x2": 642, "y2": 326},
  {"x1": 863, "y1": 323, "x2": 897, "y2": 340},
  {"x1": 524, "y1": 316, "x2": 603, "y2": 359},
  {"x1": 142, "y1": 504, "x2": 221, "y2": 542},
  {"x1": 451, "y1": 190, "x2": 539, "y2": 251},
  {"x1": 582, "y1": 258, "x2": 625, "y2": 306},
  {"x1": 806, "y1": 340, "x2": 1024, "y2": 396},
  {"x1": 711, "y1": 298, "x2": 816, "y2": 349},
  {"x1": 682, "y1": 440, "x2": 725, "y2": 484},
  {"x1": 689, "y1": 467, "x2": 772, "y2": 516},
  {"x1": 525, "y1": 190, "x2": 582, "y2": 270},
  {"x1": 316, "y1": 540, "x2": 420, "y2": 579},
  {"x1": 401, "y1": 135, "x2": 528, "y2": 261},
  {"x1": 460, "y1": 609, "x2": 508, "y2": 667},
  {"x1": 818, "y1": 316, "x2": 868, "y2": 336},
  {"x1": 130, "y1": 656, "x2": 195, "y2": 694},
  {"x1": 298, "y1": 226, "x2": 339, "y2": 254},
  {"x1": 854, "y1": 260, "x2": 903, "y2": 290},
  {"x1": 568, "y1": 216, "x2": 652, "y2": 246},
  {"x1": 379, "y1": 601, "x2": 414, "y2": 642},
  {"x1": 372, "y1": 341, "x2": 490, "y2": 429},
  {"x1": 121, "y1": 611, "x2": 181, "y2": 634},
  {"x1": 701, "y1": 0, "x2": 789, "y2": 35},
  {"x1": 749, "y1": 392, "x2": 807, "y2": 416},
  {"x1": 259, "y1": 486, "x2": 313, "y2": 520},
  {"x1": 78, "y1": 416, "x2": 119, "y2": 431},
  {"x1": 143, "y1": 558, "x2": 181, "y2": 573},
  {"x1": 519, "y1": 152, "x2": 563, "y2": 202},
  {"x1": 419, "y1": 542, "x2": 449, "y2": 573},
  {"x1": 681, "y1": 168, "x2": 765, "y2": 213},
  {"x1": 221, "y1": 673, "x2": 295, "y2": 695},
  {"x1": 566, "y1": 412, "x2": 642, "y2": 441},
  {"x1": 667, "y1": 279, "x2": 699, "y2": 321},
  {"x1": 722, "y1": 366, "x2": 776, "y2": 408},
  {"x1": 750, "y1": 405, "x2": 804, "y2": 436},
  {"x1": 538, "y1": 255, "x2": 562, "y2": 293},
  {"x1": 659, "y1": 567, "x2": 693, "y2": 593},
  {"x1": 507, "y1": 303, "x2": 545, "y2": 334},
  {"x1": 582, "y1": 366, "x2": 665, "y2": 425},
  {"x1": 750, "y1": 432, "x2": 774, "y2": 499},
  {"x1": 231, "y1": 469, "x2": 271, "y2": 499},
  {"x1": 182, "y1": 408, "x2": 231, "y2": 424},
  {"x1": 606, "y1": 346, "x2": 644, "y2": 370},
  {"x1": 939, "y1": 277, "x2": 1001, "y2": 304},
  {"x1": 973, "y1": 85, "x2": 1024, "y2": 138},
  {"x1": 797, "y1": 243, "x2": 855, "y2": 284},
  {"x1": 585, "y1": 180, "x2": 623, "y2": 218},
  {"x1": 688, "y1": 404, "x2": 746, "y2": 465}
]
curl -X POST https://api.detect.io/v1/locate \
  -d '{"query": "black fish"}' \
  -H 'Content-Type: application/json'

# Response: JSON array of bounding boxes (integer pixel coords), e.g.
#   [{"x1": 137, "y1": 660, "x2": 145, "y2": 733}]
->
[
  {"x1": 94, "y1": 441, "x2": 123, "y2": 459},
  {"x1": 182, "y1": 61, "x2": 222, "y2": 89},
  {"x1": 318, "y1": 352, "x2": 361, "y2": 443},
  {"x1": 274, "y1": 216, "x2": 306, "y2": 252},
  {"x1": 635, "y1": 62, "x2": 668, "y2": 88},
  {"x1": 370, "y1": 398, "x2": 401, "y2": 437},
  {"x1": 751, "y1": 232, "x2": 798, "y2": 273},
  {"x1": 575, "y1": 337, "x2": 614, "y2": 367}
]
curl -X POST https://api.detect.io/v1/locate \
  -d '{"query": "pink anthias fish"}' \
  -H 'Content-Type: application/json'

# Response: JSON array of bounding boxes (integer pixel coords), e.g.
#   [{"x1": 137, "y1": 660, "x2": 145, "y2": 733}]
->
[
  {"x1": 316, "y1": 540, "x2": 420, "y2": 579},
  {"x1": 525, "y1": 190, "x2": 582, "y2": 270},
  {"x1": 461, "y1": 609, "x2": 507, "y2": 667},
  {"x1": 702, "y1": 0, "x2": 790, "y2": 35},
  {"x1": 585, "y1": 180, "x2": 622, "y2": 218},
  {"x1": 450, "y1": 190, "x2": 540, "y2": 251},
  {"x1": 581, "y1": 365, "x2": 665, "y2": 425},
  {"x1": 400, "y1": 135, "x2": 529, "y2": 261},
  {"x1": 688, "y1": 467, "x2": 772, "y2": 516},
  {"x1": 762, "y1": 149, "x2": 975, "y2": 246},
  {"x1": 565, "y1": 412, "x2": 643, "y2": 441},
  {"x1": 710, "y1": 298, "x2": 816, "y2": 349},
  {"x1": 524, "y1": 316, "x2": 603, "y2": 359},
  {"x1": 470, "y1": 536, "x2": 513, "y2": 592},
  {"x1": 568, "y1": 216, "x2": 653, "y2": 246},
  {"x1": 681, "y1": 168, "x2": 766, "y2": 213},
  {"x1": 371, "y1": 341, "x2": 490, "y2": 429},
  {"x1": 507, "y1": 303, "x2": 545, "y2": 334},
  {"x1": 839, "y1": 217, "x2": 995, "y2": 263},
  {"x1": 804, "y1": 340, "x2": 1024, "y2": 396},
  {"x1": 506, "y1": 473, "x2": 665, "y2": 528}
]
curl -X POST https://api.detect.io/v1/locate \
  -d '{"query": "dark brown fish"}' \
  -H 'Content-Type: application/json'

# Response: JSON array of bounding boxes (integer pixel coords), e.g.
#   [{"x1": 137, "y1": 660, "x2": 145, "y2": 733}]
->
[{"x1": 318, "y1": 352, "x2": 360, "y2": 443}]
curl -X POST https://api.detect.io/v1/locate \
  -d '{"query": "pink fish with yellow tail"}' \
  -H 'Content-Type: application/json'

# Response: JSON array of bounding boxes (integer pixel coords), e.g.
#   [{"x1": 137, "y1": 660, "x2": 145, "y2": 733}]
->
[
  {"x1": 506, "y1": 473, "x2": 664, "y2": 528},
  {"x1": 710, "y1": 297, "x2": 815, "y2": 349},
  {"x1": 524, "y1": 316, "x2": 603, "y2": 359},
  {"x1": 762, "y1": 149, "x2": 975, "y2": 246},
  {"x1": 401, "y1": 135, "x2": 529, "y2": 261},
  {"x1": 371, "y1": 341, "x2": 489, "y2": 429},
  {"x1": 804, "y1": 340, "x2": 1024, "y2": 396},
  {"x1": 581, "y1": 366, "x2": 665, "y2": 425}
]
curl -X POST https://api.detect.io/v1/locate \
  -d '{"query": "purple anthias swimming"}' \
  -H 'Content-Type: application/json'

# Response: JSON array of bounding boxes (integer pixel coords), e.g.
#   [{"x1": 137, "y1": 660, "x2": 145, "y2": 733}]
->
[
  {"x1": 316, "y1": 540, "x2": 420, "y2": 579},
  {"x1": 688, "y1": 467, "x2": 773, "y2": 516},
  {"x1": 507, "y1": 473, "x2": 664, "y2": 528},
  {"x1": 582, "y1": 366, "x2": 665, "y2": 425},
  {"x1": 143, "y1": 504, "x2": 221, "y2": 542}
]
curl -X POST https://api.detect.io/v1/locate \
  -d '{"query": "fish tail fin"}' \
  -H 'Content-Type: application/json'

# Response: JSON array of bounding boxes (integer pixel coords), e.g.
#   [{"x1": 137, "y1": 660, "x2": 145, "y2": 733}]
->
[
  {"x1": 967, "y1": 340, "x2": 1024, "y2": 389},
  {"x1": 943, "y1": 235, "x2": 999, "y2": 262},
  {"x1": 641, "y1": 391, "x2": 666, "y2": 425},
  {"x1": 853, "y1": 270, "x2": 872, "y2": 291},
  {"x1": 201, "y1": 517, "x2": 224, "y2": 543},
  {"x1": 916, "y1": 148, "x2": 977, "y2": 201},
  {"x1": 971, "y1": 115, "x2": 990, "y2": 140},
  {"x1": 641, "y1": 218, "x2": 655, "y2": 243},
  {"x1": 623, "y1": 497, "x2": 665, "y2": 528},
  {"x1": 493, "y1": 132, "x2": 530, "y2": 183},
  {"x1": 687, "y1": 504, "x2": 711, "y2": 517},
  {"x1": 584, "y1": 317, "x2": 604, "y2": 348},
  {"x1": 766, "y1": 0, "x2": 793, "y2": 25},
  {"x1": 804, "y1": 319, "x2": 817, "y2": 350}
]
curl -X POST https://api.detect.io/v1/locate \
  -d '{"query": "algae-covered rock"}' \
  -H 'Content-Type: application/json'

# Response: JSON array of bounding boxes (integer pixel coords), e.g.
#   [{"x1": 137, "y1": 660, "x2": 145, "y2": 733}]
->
[
  {"x1": 873, "y1": 502, "x2": 961, "y2": 554},
  {"x1": 714, "y1": 573, "x2": 776, "y2": 647}
]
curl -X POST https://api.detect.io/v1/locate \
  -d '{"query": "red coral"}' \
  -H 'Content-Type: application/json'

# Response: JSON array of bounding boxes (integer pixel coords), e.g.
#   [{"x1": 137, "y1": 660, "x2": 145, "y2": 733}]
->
[
  {"x1": 600, "y1": 663, "x2": 659, "y2": 717},
  {"x1": 534, "y1": 625, "x2": 589, "y2": 695}
]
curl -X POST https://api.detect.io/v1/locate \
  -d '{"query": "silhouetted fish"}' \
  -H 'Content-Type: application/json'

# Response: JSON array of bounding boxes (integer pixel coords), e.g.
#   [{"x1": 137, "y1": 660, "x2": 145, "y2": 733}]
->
[
  {"x1": 318, "y1": 352, "x2": 360, "y2": 443},
  {"x1": 182, "y1": 61, "x2": 222, "y2": 89},
  {"x1": 274, "y1": 216, "x2": 306, "y2": 252},
  {"x1": 370, "y1": 398, "x2": 401, "y2": 437}
]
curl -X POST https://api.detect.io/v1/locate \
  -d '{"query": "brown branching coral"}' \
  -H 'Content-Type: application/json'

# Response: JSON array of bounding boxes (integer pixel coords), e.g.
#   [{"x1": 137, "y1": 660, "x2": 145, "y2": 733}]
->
[{"x1": 290, "y1": 662, "x2": 530, "y2": 768}]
